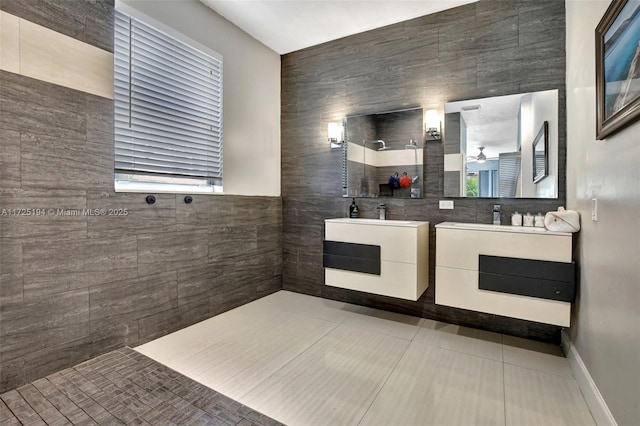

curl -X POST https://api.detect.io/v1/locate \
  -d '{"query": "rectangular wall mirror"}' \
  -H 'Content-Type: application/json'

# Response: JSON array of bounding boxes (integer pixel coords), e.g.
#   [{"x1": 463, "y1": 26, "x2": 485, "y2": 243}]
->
[
  {"x1": 443, "y1": 89, "x2": 558, "y2": 198},
  {"x1": 344, "y1": 108, "x2": 424, "y2": 198}
]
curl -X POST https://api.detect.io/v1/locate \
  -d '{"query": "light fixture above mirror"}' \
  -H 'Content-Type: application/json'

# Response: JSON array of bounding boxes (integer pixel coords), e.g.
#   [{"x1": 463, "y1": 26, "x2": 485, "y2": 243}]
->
[
  {"x1": 328, "y1": 122, "x2": 344, "y2": 148},
  {"x1": 425, "y1": 109, "x2": 441, "y2": 141}
]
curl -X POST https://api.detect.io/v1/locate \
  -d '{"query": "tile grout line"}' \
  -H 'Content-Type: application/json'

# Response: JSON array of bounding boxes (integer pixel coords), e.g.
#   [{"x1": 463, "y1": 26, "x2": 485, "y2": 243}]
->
[
  {"x1": 47, "y1": 371, "x2": 103, "y2": 424},
  {"x1": 24, "y1": 383, "x2": 64, "y2": 424},
  {"x1": 502, "y1": 360, "x2": 576, "y2": 380},
  {"x1": 356, "y1": 336, "x2": 413, "y2": 426},
  {"x1": 57, "y1": 368, "x2": 120, "y2": 424},
  {"x1": 409, "y1": 338, "x2": 503, "y2": 363},
  {"x1": 502, "y1": 337, "x2": 508, "y2": 426},
  {"x1": 334, "y1": 319, "x2": 421, "y2": 343},
  {"x1": 17, "y1": 385, "x2": 53, "y2": 425},
  {"x1": 229, "y1": 295, "x2": 419, "y2": 407},
  {"x1": 236, "y1": 319, "x2": 342, "y2": 402},
  {"x1": 1, "y1": 392, "x2": 41, "y2": 425}
]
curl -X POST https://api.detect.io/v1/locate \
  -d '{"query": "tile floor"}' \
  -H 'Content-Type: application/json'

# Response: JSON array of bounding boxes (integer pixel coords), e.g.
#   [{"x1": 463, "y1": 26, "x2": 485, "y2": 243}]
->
[
  {"x1": 0, "y1": 347, "x2": 282, "y2": 426},
  {"x1": 137, "y1": 291, "x2": 596, "y2": 426}
]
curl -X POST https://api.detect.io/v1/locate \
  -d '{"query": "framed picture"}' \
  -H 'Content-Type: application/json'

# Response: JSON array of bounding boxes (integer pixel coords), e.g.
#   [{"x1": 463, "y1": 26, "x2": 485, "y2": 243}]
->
[
  {"x1": 595, "y1": 0, "x2": 640, "y2": 140},
  {"x1": 532, "y1": 121, "x2": 549, "y2": 184}
]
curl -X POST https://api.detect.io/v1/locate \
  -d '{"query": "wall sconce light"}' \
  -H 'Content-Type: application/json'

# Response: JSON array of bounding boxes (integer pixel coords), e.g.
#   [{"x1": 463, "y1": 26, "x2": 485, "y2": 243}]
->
[
  {"x1": 425, "y1": 109, "x2": 441, "y2": 141},
  {"x1": 328, "y1": 122, "x2": 344, "y2": 148}
]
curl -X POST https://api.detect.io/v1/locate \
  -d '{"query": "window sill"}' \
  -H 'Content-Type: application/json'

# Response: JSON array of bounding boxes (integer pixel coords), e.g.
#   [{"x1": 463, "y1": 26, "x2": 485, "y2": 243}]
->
[{"x1": 114, "y1": 181, "x2": 223, "y2": 195}]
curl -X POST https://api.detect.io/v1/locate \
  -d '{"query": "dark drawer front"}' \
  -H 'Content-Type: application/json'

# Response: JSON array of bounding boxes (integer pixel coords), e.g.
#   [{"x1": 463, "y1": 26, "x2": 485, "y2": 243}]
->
[
  {"x1": 479, "y1": 255, "x2": 576, "y2": 302},
  {"x1": 322, "y1": 240, "x2": 381, "y2": 275}
]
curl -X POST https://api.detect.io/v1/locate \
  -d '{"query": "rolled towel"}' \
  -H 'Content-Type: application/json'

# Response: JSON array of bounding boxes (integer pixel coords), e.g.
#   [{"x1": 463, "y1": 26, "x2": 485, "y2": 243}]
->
[{"x1": 544, "y1": 207, "x2": 580, "y2": 232}]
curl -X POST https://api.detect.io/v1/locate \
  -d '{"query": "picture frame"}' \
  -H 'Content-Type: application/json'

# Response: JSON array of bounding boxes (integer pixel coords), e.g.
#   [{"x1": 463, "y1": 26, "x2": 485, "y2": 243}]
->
[
  {"x1": 595, "y1": 0, "x2": 640, "y2": 140},
  {"x1": 532, "y1": 121, "x2": 549, "y2": 184}
]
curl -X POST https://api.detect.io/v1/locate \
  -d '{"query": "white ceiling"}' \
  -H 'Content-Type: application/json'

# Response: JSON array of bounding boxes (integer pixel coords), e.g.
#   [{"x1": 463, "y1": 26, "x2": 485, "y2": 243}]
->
[
  {"x1": 199, "y1": 0, "x2": 479, "y2": 54},
  {"x1": 445, "y1": 93, "x2": 523, "y2": 160}
]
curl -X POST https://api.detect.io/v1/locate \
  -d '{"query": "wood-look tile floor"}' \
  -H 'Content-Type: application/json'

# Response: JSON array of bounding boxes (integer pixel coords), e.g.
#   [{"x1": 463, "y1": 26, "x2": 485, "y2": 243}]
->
[
  {"x1": 0, "y1": 347, "x2": 282, "y2": 426},
  {"x1": 137, "y1": 291, "x2": 596, "y2": 426}
]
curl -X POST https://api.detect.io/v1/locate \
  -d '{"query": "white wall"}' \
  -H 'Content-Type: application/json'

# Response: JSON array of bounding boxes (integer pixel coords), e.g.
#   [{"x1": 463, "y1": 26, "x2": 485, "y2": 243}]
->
[
  {"x1": 519, "y1": 94, "x2": 534, "y2": 197},
  {"x1": 120, "y1": 0, "x2": 281, "y2": 196},
  {"x1": 566, "y1": 1, "x2": 640, "y2": 425},
  {"x1": 347, "y1": 142, "x2": 424, "y2": 167}
]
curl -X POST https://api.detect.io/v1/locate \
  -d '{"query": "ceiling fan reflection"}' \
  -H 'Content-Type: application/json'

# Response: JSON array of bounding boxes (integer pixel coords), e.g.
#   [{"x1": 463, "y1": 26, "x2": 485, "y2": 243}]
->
[{"x1": 467, "y1": 147, "x2": 487, "y2": 164}]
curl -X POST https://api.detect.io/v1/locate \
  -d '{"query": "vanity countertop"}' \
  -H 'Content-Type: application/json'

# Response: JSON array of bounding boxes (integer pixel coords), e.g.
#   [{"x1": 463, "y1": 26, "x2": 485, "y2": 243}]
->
[
  {"x1": 435, "y1": 221, "x2": 572, "y2": 236},
  {"x1": 325, "y1": 218, "x2": 429, "y2": 228}
]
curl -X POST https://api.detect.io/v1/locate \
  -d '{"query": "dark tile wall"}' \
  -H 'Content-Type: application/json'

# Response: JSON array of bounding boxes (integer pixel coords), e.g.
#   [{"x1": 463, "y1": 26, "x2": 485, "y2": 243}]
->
[
  {"x1": 0, "y1": 0, "x2": 114, "y2": 53},
  {"x1": 281, "y1": 0, "x2": 566, "y2": 343},
  {"x1": 0, "y1": 1, "x2": 282, "y2": 392}
]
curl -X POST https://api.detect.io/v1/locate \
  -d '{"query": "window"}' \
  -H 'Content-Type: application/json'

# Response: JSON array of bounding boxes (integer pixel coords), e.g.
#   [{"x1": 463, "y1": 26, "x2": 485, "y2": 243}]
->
[{"x1": 114, "y1": 9, "x2": 223, "y2": 193}]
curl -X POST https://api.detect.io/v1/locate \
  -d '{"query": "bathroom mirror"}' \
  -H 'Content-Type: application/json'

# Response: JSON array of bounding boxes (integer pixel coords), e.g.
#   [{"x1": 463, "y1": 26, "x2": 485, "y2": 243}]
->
[
  {"x1": 443, "y1": 89, "x2": 558, "y2": 198},
  {"x1": 344, "y1": 108, "x2": 424, "y2": 198}
]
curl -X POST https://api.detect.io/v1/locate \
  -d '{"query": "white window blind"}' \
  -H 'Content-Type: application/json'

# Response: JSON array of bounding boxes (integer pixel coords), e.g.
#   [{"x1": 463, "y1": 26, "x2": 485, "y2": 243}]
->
[{"x1": 114, "y1": 10, "x2": 223, "y2": 192}]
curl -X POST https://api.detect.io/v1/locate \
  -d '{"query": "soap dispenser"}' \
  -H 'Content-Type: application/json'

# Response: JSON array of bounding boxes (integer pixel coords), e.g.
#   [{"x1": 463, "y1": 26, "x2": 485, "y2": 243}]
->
[
  {"x1": 523, "y1": 212, "x2": 534, "y2": 227},
  {"x1": 349, "y1": 198, "x2": 359, "y2": 218},
  {"x1": 511, "y1": 211, "x2": 523, "y2": 226}
]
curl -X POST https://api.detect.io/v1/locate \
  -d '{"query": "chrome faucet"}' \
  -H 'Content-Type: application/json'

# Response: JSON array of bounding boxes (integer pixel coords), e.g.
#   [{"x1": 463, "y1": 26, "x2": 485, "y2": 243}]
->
[
  {"x1": 493, "y1": 204, "x2": 501, "y2": 225},
  {"x1": 377, "y1": 203, "x2": 387, "y2": 220}
]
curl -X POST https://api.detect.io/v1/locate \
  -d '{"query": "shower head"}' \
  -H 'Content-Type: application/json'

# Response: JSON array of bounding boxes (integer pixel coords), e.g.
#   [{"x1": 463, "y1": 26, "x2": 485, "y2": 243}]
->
[
  {"x1": 405, "y1": 139, "x2": 419, "y2": 149},
  {"x1": 372, "y1": 140, "x2": 389, "y2": 151}
]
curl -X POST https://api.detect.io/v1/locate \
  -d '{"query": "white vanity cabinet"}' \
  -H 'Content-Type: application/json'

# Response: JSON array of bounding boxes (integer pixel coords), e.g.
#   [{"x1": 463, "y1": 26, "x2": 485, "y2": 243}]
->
[
  {"x1": 324, "y1": 218, "x2": 429, "y2": 301},
  {"x1": 435, "y1": 222, "x2": 574, "y2": 327}
]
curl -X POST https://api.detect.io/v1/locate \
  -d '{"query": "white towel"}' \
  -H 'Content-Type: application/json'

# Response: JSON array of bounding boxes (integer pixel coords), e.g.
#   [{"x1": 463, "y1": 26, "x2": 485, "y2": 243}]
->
[{"x1": 544, "y1": 207, "x2": 580, "y2": 233}]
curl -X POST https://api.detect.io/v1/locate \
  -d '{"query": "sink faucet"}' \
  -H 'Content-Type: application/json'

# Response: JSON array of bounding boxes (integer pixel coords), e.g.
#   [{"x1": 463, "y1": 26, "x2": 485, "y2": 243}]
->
[
  {"x1": 493, "y1": 204, "x2": 501, "y2": 225},
  {"x1": 377, "y1": 203, "x2": 387, "y2": 220}
]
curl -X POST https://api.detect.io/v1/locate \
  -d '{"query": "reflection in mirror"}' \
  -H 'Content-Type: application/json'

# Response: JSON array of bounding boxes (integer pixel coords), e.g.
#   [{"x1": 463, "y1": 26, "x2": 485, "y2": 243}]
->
[
  {"x1": 344, "y1": 108, "x2": 424, "y2": 198},
  {"x1": 533, "y1": 121, "x2": 549, "y2": 183},
  {"x1": 443, "y1": 90, "x2": 558, "y2": 198}
]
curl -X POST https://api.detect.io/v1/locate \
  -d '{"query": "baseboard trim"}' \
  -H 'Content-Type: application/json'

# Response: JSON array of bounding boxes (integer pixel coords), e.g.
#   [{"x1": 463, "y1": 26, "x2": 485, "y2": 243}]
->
[{"x1": 561, "y1": 331, "x2": 617, "y2": 426}]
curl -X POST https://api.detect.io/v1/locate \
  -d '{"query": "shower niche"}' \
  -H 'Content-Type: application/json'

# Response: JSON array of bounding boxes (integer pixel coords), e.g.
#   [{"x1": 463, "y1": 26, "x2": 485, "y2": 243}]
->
[{"x1": 344, "y1": 107, "x2": 424, "y2": 198}]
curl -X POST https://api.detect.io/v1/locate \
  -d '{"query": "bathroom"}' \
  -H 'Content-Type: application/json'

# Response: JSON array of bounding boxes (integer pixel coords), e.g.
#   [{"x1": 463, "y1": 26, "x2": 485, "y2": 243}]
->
[{"x1": 0, "y1": 0, "x2": 638, "y2": 425}]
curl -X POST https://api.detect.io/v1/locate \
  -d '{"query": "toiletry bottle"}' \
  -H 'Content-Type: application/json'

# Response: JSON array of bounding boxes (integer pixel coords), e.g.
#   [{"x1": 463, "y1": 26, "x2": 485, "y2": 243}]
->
[
  {"x1": 535, "y1": 213, "x2": 545, "y2": 228},
  {"x1": 511, "y1": 211, "x2": 522, "y2": 226},
  {"x1": 349, "y1": 198, "x2": 359, "y2": 218},
  {"x1": 523, "y1": 212, "x2": 534, "y2": 227}
]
